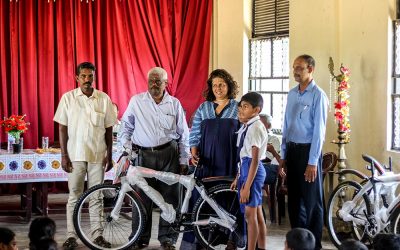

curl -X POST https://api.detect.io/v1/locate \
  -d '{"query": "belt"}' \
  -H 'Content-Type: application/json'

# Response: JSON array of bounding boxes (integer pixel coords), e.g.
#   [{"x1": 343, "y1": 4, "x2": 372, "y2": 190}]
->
[
  {"x1": 287, "y1": 141, "x2": 311, "y2": 148},
  {"x1": 132, "y1": 141, "x2": 173, "y2": 151}
]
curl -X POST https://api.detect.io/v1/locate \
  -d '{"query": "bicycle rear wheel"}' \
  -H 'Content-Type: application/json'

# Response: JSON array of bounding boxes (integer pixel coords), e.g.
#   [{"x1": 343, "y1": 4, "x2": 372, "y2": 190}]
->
[
  {"x1": 326, "y1": 181, "x2": 371, "y2": 248},
  {"x1": 73, "y1": 184, "x2": 146, "y2": 250},
  {"x1": 389, "y1": 203, "x2": 400, "y2": 234},
  {"x1": 192, "y1": 184, "x2": 245, "y2": 250}
]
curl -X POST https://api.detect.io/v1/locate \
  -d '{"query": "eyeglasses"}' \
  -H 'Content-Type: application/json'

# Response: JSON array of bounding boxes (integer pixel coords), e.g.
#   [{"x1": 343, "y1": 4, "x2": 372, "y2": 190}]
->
[{"x1": 149, "y1": 78, "x2": 166, "y2": 86}]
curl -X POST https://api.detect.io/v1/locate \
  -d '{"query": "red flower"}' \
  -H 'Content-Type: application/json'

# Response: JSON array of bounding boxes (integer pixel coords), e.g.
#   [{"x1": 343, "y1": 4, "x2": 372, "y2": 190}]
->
[
  {"x1": 335, "y1": 101, "x2": 347, "y2": 109},
  {"x1": 335, "y1": 112, "x2": 344, "y2": 122},
  {"x1": 0, "y1": 114, "x2": 30, "y2": 139}
]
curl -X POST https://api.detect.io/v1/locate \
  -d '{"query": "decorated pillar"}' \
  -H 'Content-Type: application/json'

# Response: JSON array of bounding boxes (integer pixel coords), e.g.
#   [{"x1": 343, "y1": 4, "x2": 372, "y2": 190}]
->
[{"x1": 329, "y1": 57, "x2": 351, "y2": 183}]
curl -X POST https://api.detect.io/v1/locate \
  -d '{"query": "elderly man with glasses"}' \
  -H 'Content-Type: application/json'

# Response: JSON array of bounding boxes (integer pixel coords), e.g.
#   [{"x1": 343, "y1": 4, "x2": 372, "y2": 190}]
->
[{"x1": 118, "y1": 67, "x2": 190, "y2": 250}]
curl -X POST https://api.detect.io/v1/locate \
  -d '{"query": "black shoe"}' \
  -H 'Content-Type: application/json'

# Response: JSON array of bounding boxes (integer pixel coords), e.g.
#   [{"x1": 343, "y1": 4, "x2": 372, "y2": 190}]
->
[{"x1": 62, "y1": 237, "x2": 78, "y2": 250}]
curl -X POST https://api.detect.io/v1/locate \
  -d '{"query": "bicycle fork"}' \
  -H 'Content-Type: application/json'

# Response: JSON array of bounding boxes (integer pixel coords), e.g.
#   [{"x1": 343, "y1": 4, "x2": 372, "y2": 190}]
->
[{"x1": 110, "y1": 177, "x2": 133, "y2": 221}]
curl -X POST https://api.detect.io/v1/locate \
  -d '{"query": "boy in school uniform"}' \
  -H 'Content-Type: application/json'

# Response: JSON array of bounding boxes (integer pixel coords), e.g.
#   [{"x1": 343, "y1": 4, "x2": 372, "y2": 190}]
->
[{"x1": 231, "y1": 92, "x2": 268, "y2": 250}]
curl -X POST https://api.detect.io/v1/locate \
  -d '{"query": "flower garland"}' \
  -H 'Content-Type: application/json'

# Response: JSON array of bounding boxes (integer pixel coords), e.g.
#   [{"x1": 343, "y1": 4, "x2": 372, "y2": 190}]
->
[{"x1": 328, "y1": 57, "x2": 351, "y2": 140}]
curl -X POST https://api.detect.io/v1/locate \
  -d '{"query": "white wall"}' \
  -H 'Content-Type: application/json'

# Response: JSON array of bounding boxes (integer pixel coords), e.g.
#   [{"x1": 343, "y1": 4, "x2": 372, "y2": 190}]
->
[{"x1": 211, "y1": 0, "x2": 252, "y2": 98}]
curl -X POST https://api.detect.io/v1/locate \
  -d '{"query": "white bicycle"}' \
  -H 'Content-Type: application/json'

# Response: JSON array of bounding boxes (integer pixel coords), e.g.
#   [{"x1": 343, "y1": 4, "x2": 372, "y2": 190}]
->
[
  {"x1": 326, "y1": 154, "x2": 400, "y2": 248},
  {"x1": 72, "y1": 151, "x2": 245, "y2": 250}
]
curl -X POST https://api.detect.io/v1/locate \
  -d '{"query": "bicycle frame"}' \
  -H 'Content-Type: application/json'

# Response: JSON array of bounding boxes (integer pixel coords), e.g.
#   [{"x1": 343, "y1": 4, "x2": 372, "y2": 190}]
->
[
  {"x1": 339, "y1": 172, "x2": 400, "y2": 234},
  {"x1": 110, "y1": 156, "x2": 237, "y2": 232}
]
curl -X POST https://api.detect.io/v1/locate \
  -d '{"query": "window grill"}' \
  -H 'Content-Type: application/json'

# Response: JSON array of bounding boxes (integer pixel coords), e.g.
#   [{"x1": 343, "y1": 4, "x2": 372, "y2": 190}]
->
[
  {"x1": 392, "y1": 20, "x2": 400, "y2": 150},
  {"x1": 249, "y1": 37, "x2": 289, "y2": 129}
]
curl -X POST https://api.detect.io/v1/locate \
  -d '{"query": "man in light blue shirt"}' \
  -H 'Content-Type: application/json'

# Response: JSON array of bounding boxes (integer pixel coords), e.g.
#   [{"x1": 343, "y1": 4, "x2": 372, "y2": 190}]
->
[{"x1": 279, "y1": 55, "x2": 328, "y2": 250}]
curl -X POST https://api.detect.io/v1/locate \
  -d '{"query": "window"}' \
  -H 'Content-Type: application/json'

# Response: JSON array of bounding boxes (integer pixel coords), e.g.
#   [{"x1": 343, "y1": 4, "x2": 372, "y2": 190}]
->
[
  {"x1": 392, "y1": 20, "x2": 400, "y2": 150},
  {"x1": 249, "y1": 0, "x2": 289, "y2": 131}
]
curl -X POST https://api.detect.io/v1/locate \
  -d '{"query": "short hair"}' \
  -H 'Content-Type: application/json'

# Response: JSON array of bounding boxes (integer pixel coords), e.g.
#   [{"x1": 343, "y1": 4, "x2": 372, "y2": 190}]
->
[
  {"x1": 76, "y1": 62, "x2": 96, "y2": 75},
  {"x1": 29, "y1": 217, "x2": 56, "y2": 245},
  {"x1": 296, "y1": 54, "x2": 315, "y2": 68},
  {"x1": 373, "y1": 233, "x2": 400, "y2": 250},
  {"x1": 240, "y1": 92, "x2": 263, "y2": 112},
  {"x1": 338, "y1": 239, "x2": 368, "y2": 250},
  {"x1": 259, "y1": 114, "x2": 272, "y2": 124},
  {"x1": 147, "y1": 67, "x2": 168, "y2": 81},
  {"x1": 0, "y1": 227, "x2": 15, "y2": 245},
  {"x1": 286, "y1": 228, "x2": 315, "y2": 250},
  {"x1": 204, "y1": 69, "x2": 239, "y2": 101}
]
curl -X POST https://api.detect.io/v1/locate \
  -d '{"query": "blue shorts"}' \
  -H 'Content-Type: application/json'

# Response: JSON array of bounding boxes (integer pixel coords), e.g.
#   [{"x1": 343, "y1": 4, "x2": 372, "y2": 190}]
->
[{"x1": 238, "y1": 157, "x2": 266, "y2": 213}]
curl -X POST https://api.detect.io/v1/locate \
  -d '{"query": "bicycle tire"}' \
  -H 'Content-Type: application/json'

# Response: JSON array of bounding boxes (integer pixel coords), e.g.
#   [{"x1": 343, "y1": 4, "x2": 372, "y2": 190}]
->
[
  {"x1": 389, "y1": 202, "x2": 400, "y2": 234},
  {"x1": 192, "y1": 184, "x2": 245, "y2": 250},
  {"x1": 73, "y1": 183, "x2": 146, "y2": 250},
  {"x1": 326, "y1": 180, "x2": 371, "y2": 248}
]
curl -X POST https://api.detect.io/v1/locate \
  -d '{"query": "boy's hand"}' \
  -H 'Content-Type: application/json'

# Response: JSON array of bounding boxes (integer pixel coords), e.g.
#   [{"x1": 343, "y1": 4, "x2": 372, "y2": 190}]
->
[
  {"x1": 240, "y1": 185, "x2": 250, "y2": 204},
  {"x1": 230, "y1": 178, "x2": 237, "y2": 190}
]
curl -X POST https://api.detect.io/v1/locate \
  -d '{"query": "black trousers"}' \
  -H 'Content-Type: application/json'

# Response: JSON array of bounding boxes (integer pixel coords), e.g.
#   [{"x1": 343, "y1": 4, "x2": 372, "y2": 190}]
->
[
  {"x1": 132, "y1": 141, "x2": 180, "y2": 245},
  {"x1": 286, "y1": 143, "x2": 323, "y2": 250}
]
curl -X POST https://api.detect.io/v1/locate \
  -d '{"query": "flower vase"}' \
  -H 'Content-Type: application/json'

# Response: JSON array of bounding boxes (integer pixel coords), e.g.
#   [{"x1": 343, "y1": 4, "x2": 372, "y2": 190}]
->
[{"x1": 12, "y1": 142, "x2": 22, "y2": 154}]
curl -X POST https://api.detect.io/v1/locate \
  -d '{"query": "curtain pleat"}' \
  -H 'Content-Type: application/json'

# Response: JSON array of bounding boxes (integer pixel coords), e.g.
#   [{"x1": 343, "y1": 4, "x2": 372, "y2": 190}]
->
[{"x1": 0, "y1": 0, "x2": 212, "y2": 149}]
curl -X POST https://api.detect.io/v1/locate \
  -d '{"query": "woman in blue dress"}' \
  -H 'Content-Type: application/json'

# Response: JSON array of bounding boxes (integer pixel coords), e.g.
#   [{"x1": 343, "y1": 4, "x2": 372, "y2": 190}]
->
[
  {"x1": 181, "y1": 69, "x2": 241, "y2": 250},
  {"x1": 190, "y1": 69, "x2": 240, "y2": 177}
]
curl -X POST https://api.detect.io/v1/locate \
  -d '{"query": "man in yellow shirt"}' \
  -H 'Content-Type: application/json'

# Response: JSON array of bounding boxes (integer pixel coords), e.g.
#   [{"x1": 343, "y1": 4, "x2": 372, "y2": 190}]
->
[{"x1": 54, "y1": 62, "x2": 117, "y2": 249}]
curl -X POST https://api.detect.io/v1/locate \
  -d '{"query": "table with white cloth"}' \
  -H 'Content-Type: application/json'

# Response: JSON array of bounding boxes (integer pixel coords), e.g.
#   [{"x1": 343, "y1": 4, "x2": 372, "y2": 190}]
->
[{"x1": 0, "y1": 149, "x2": 117, "y2": 221}]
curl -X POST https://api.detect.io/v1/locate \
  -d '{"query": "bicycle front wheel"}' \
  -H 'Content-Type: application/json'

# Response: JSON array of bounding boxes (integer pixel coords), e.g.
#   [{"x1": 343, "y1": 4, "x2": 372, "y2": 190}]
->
[
  {"x1": 73, "y1": 184, "x2": 146, "y2": 250},
  {"x1": 326, "y1": 181, "x2": 371, "y2": 248},
  {"x1": 192, "y1": 184, "x2": 245, "y2": 250}
]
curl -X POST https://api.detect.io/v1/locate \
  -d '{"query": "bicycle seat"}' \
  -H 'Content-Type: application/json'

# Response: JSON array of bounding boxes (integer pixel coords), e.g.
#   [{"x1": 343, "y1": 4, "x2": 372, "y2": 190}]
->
[
  {"x1": 362, "y1": 154, "x2": 385, "y2": 174},
  {"x1": 201, "y1": 176, "x2": 235, "y2": 183}
]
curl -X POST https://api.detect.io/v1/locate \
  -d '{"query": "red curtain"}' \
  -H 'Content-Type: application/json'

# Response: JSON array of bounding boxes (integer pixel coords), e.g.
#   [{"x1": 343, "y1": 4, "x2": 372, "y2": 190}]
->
[{"x1": 0, "y1": 0, "x2": 212, "y2": 149}]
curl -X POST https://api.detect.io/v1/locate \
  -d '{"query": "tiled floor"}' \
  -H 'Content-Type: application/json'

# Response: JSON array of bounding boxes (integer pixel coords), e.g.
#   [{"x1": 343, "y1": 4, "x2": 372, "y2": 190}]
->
[{"x1": 0, "y1": 193, "x2": 336, "y2": 250}]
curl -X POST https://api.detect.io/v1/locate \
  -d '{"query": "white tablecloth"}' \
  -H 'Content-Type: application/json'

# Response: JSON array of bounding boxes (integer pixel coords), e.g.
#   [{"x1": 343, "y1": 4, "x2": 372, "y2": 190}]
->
[{"x1": 0, "y1": 149, "x2": 117, "y2": 183}]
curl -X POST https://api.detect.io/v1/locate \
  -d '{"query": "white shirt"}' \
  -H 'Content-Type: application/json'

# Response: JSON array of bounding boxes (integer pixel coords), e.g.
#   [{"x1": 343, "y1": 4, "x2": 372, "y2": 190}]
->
[
  {"x1": 118, "y1": 91, "x2": 190, "y2": 165},
  {"x1": 266, "y1": 130, "x2": 281, "y2": 165},
  {"x1": 53, "y1": 88, "x2": 117, "y2": 163},
  {"x1": 237, "y1": 116, "x2": 268, "y2": 161}
]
